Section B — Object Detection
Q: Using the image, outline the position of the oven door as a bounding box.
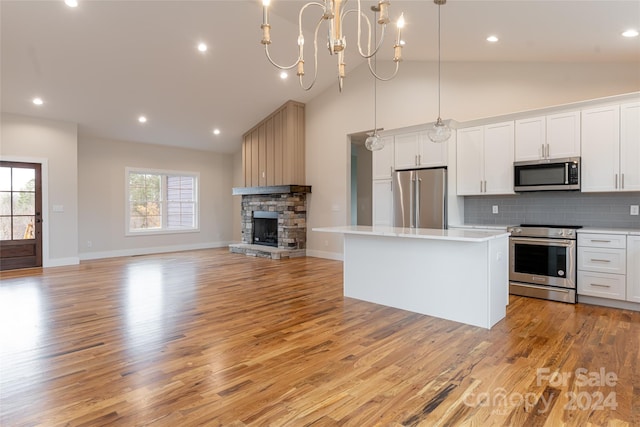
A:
[509,237,576,289]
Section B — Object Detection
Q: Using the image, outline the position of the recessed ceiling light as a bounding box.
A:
[280,71,288,80]
[622,29,639,38]
[138,116,147,124]
[32,97,44,105]
[197,42,208,52]
[64,0,78,7]
[486,35,499,43]
[213,129,221,135]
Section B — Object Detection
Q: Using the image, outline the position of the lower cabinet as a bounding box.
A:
[628,236,640,303]
[577,233,640,305]
[372,179,393,226]
[577,233,627,301]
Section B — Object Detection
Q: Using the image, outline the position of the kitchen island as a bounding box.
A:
[313,226,510,329]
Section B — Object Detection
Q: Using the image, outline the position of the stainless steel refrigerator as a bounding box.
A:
[393,168,447,229]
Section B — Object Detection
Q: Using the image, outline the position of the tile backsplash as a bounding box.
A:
[464,192,640,229]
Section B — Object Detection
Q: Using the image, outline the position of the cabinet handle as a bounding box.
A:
[590,258,611,263]
[622,173,625,189]
[590,283,611,288]
[590,239,611,243]
[546,144,550,158]
[390,166,393,176]
[615,174,618,189]
[480,180,483,192]
[418,154,422,165]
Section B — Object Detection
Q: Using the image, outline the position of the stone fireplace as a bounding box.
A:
[229,185,311,259]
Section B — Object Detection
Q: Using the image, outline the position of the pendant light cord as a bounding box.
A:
[373,22,378,134]
[437,3,441,119]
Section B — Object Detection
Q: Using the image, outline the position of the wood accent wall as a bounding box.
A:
[242,100,305,187]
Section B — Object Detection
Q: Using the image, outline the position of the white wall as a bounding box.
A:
[305,61,640,258]
[1,113,79,266]
[78,136,235,259]
[232,150,243,243]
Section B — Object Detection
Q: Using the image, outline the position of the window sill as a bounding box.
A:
[125,228,200,237]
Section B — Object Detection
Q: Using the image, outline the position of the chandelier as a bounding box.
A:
[260,0,405,92]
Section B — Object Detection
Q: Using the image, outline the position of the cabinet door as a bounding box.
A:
[620,102,640,191]
[372,137,395,180]
[627,236,640,303]
[456,126,484,195]
[581,105,620,192]
[483,121,515,195]
[515,116,545,161]
[546,111,580,159]
[418,131,448,167]
[372,179,393,226]
[394,132,419,170]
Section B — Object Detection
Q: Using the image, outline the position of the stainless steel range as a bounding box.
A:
[507,224,582,303]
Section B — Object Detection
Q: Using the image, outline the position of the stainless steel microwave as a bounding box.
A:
[514,157,580,192]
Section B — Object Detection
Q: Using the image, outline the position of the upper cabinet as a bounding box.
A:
[394,131,447,170]
[582,102,640,192]
[457,121,515,196]
[372,136,395,180]
[515,111,580,161]
[242,100,305,187]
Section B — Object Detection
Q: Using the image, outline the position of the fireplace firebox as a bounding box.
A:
[252,211,278,247]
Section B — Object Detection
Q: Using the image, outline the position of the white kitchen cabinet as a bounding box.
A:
[372,136,395,180]
[620,102,640,191]
[372,179,393,226]
[582,102,640,192]
[627,236,640,303]
[394,131,447,170]
[457,121,514,196]
[577,233,627,301]
[515,111,580,161]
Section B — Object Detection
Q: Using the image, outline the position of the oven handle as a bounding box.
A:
[510,237,574,247]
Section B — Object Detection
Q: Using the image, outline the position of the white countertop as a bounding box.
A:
[313,225,510,242]
[578,227,640,236]
[448,224,512,231]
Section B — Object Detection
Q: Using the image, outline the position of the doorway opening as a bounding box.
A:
[349,133,373,226]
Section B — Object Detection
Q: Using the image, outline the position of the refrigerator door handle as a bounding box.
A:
[415,177,421,228]
[409,175,415,228]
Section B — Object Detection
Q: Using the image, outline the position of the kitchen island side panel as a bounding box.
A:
[342,233,508,329]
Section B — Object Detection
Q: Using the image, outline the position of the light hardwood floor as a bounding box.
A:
[0,248,638,426]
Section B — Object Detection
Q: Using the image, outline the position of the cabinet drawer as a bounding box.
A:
[578,233,626,249]
[578,271,626,300]
[578,247,626,274]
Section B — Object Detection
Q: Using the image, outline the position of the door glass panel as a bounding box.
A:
[0,217,10,240]
[0,167,10,191]
[12,193,35,215]
[12,168,35,191]
[13,216,35,240]
[0,192,10,215]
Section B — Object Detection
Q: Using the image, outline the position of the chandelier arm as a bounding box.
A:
[366,58,400,81]
[298,17,324,91]
[263,1,325,71]
[342,8,387,59]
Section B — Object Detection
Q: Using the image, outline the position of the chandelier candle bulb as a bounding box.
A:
[262,0,270,25]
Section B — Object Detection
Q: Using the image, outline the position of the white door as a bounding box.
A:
[546,111,581,159]
[372,179,393,226]
[483,121,515,195]
[620,102,640,191]
[394,133,419,170]
[515,116,545,161]
[457,126,484,195]
[581,105,620,192]
[372,137,395,180]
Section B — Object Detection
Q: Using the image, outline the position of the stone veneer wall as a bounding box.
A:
[241,193,308,249]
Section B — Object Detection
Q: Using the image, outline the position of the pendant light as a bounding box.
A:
[366,9,385,151]
[427,0,452,143]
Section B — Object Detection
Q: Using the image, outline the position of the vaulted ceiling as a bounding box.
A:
[2,0,639,154]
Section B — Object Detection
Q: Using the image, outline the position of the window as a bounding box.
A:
[126,168,199,235]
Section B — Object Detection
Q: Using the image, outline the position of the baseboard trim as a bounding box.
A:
[79,241,232,261]
[44,257,80,268]
[305,249,344,261]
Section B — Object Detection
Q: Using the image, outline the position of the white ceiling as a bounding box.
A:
[2,0,639,154]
